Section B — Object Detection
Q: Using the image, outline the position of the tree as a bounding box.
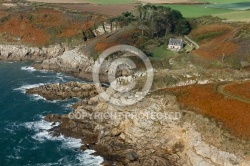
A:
[174,19,191,35]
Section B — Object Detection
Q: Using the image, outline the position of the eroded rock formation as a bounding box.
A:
[0,44,64,61]
[26,82,98,100]
[36,84,250,166]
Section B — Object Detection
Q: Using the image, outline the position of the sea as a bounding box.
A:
[0,61,103,166]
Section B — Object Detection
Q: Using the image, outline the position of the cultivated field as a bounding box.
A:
[51,3,136,16]
[199,0,250,4]
[214,10,250,22]
[163,4,233,18]
[137,0,201,4]
[25,0,250,21]
[26,0,250,4]
[26,0,134,4]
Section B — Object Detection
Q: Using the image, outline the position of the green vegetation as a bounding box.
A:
[206,2,250,10]
[199,0,250,4]
[87,0,134,4]
[152,45,175,60]
[83,0,250,22]
[214,10,250,22]
[133,5,191,36]
[162,5,233,18]
[196,31,225,42]
[87,0,250,22]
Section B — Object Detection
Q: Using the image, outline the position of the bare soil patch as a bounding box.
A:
[51,3,136,16]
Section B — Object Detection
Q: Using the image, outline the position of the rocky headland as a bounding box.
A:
[26,82,99,100]
[0,42,248,165]
[39,84,250,166]
[0,44,65,61]
[0,42,249,165]
[1,2,250,165]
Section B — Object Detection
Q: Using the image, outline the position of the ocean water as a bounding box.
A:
[0,62,103,166]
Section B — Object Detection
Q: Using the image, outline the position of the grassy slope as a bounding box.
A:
[152,45,175,60]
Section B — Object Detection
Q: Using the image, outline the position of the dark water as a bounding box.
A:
[0,62,103,166]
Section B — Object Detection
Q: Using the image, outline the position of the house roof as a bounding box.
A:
[168,38,183,46]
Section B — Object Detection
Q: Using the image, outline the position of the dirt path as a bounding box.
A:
[184,35,199,49]
[218,81,250,104]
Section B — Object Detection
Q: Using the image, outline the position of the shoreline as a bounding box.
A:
[1,44,250,165]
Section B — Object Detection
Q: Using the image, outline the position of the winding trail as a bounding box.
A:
[217,81,250,104]
[184,35,199,49]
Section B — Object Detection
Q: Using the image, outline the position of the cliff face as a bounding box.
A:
[35,49,94,72]
[0,44,65,61]
[40,84,250,166]
[1,43,249,165]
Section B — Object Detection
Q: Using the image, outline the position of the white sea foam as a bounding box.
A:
[30,94,47,101]
[24,118,104,165]
[56,73,66,82]
[14,83,45,93]
[24,119,81,148]
[24,119,59,131]
[76,150,104,166]
[14,83,59,102]
[21,66,37,72]
[30,94,59,103]
[21,66,50,73]
[39,69,50,73]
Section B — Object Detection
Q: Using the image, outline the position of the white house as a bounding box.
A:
[168,38,184,51]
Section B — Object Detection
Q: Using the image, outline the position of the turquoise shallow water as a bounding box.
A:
[0,62,103,166]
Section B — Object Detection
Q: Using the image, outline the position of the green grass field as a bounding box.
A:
[214,10,250,22]
[206,2,250,10]
[163,5,233,18]
[86,0,250,22]
[151,45,175,60]
[199,0,250,4]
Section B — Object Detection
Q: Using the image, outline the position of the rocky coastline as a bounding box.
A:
[1,44,250,165]
[29,82,250,166]
[26,82,99,100]
[0,44,65,61]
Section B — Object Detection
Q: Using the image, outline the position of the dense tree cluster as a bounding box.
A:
[113,5,191,37]
[136,5,191,37]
